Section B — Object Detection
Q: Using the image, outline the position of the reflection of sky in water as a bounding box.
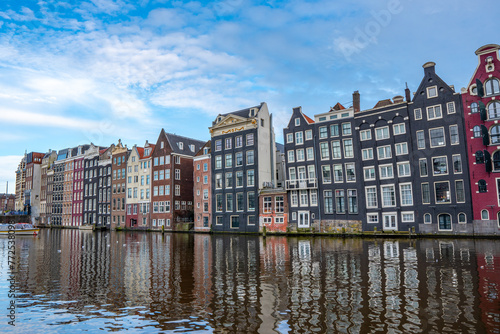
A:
[0,231,499,333]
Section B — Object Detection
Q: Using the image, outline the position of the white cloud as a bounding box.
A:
[0,109,103,130]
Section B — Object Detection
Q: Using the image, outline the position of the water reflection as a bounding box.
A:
[1,231,499,333]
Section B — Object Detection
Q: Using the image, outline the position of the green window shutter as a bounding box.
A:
[477,79,485,98]
[484,150,492,172]
[479,101,487,121]
[481,125,489,146]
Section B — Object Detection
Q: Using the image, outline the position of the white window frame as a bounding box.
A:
[399,182,413,206]
[379,164,394,179]
[432,156,448,176]
[375,126,390,140]
[360,129,372,141]
[286,133,293,143]
[429,127,446,148]
[393,123,406,135]
[381,184,396,208]
[363,166,376,181]
[427,85,438,98]
[377,145,392,160]
[367,213,378,224]
[427,104,442,120]
[365,186,378,209]
[414,108,422,120]
[362,148,373,161]
[395,142,408,156]
[447,101,456,114]
[397,162,411,177]
[401,211,415,223]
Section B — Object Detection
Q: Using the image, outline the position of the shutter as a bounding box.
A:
[477,78,485,98]
[484,150,492,172]
[479,101,487,121]
[481,125,489,146]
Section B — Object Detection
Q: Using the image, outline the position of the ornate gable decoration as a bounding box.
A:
[210,114,256,137]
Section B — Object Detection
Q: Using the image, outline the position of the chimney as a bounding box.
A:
[405,82,411,102]
[352,91,360,113]
[393,95,404,103]
[423,61,436,76]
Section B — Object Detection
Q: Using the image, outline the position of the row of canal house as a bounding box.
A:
[14,44,500,235]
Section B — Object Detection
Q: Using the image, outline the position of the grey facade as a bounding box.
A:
[83,148,100,225]
[98,147,113,228]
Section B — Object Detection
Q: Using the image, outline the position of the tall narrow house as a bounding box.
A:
[209,102,276,232]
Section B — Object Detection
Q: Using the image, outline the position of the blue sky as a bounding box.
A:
[0,0,498,192]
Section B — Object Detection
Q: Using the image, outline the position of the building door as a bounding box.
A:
[383,213,397,231]
[438,214,451,230]
[298,211,310,228]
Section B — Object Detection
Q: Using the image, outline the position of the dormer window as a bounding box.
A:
[250,109,255,117]
[190,144,195,152]
[204,148,209,155]
[427,86,437,98]
[145,149,149,155]
[178,142,184,150]
[218,116,222,123]
[295,118,300,126]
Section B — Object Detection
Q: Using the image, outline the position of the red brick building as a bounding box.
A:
[259,187,288,233]
[462,44,500,232]
[0,194,15,212]
[193,141,211,231]
[150,129,205,231]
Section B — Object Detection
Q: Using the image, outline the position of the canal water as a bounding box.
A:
[0,230,499,333]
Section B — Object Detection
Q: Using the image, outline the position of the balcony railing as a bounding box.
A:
[285,178,318,190]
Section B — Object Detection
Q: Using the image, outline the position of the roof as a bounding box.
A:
[303,113,314,124]
[164,132,206,157]
[219,104,261,119]
[373,99,393,108]
[195,141,211,157]
[332,102,345,111]
[275,142,284,153]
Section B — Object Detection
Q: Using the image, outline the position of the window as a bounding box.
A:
[225,154,232,168]
[471,102,478,113]
[435,182,451,203]
[481,209,489,220]
[286,133,293,143]
[288,150,295,163]
[225,138,232,149]
[450,125,459,145]
[335,190,345,213]
[456,180,465,203]
[235,135,243,148]
[226,194,233,211]
[216,194,223,212]
[364,166,376,181]
[367,214,378,224]
[458,213,466,224]
[432,156,448,175]
[395,142,408,155]
[319,126,328,139]
[274,196,284,213]
[330,124,339,137]
[159,156,164,165]
[360,129,371,141]
[248,192,256,211]
[296,149,305,161]
[429,128,445,147]
[447,102,456,114]
[306,147,314,161]
[289,167,296,181]
[291,191,298,207]
[235,193,243,211]
[393,123,406,135]
[375,126,389,140]
[299,190,308,206]
[322,165,332,183]
[215,156,222,169]
[225,172,233,188]
[305,130,313,140]
[244,150,254,165]
[476,151,485,164]
[296,132,304,145]
[203,163,208,171]
[414,108,422,120]
[236,171,243,187]
[308,165,315,179]
[398,162,410,177]
[203,189,208,200]
[485,78,500,96]
[247,170,255,186]
[320,142,329,159]
[175,185,180,196]
[427,86,437,98]
[491,125,500,145]
[381,185,395,207]
[342,123,352,135]
[231,216,239,229]
[488,101,500,119]
[345,163,355,182]
[324,190,333,214]
[418,158,428,176]
[473,125,481,138]
[343,139,354,158]
[297,166,307,180]
[399,183,413,206]
[348,190,357,213]
[246,133,254,145]
[478,179,487,193]
[215,174,222,189]
[424,213,431,224]
[379,164,394,179]
[362,148,373,160]
[230,152,240,167]
[427,105,442,120]
[401,212,414,223]
[377,146,391,160]
[216,216,222,225]
[165,169,170,179]
[417,130,425,149]
[495,151,500,171]
[331,141,341,159]
[452,155,462,173]
[275,217,284,224]
[333,164,343,183]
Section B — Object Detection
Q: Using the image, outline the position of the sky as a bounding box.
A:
[0,0,498,193]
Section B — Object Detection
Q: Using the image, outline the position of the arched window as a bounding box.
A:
[424,213,431,224]
[488,101,500,119]
[491,125,500,144]
[438,214,452,230]
[478,179,487,193]
[458,213,466,224]
[473,125,481,137]
[485,78,500,96]
[471,102,478,113]
[493,151,500,171]
[481,209,489,220]
[476,150,484,164]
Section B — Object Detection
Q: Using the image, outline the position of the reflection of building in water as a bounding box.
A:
[60,229,82,300]
[258,237,290,333]
[192,234,213,315]
[419,240,483,333]
[209,235,262,332]
[475,241,500,333]
[123,233,152,305]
